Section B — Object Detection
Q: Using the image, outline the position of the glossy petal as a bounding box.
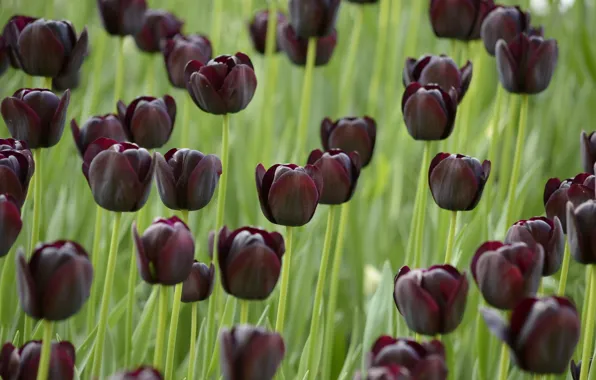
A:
[181,262,215,302]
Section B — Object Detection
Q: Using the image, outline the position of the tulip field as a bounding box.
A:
[1,0,596,378]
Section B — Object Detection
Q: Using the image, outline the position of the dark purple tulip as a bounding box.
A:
[481,296,580,374]
[249,10,286,54]
[544,173,595,233]
[278,22,337,66]
[430,0,495,40]
[0,138,34,168]
[0,343,20,380]
[134,10,183,53]
[403,55,473,102]
[0,340,76,380]
[133,216,195,285]
[17,240,93,320]
[117,95,176,149]
[0,194,22,258]
[505,217,564,276]
[181,261,214,303]
[321,116,377,167]
[580,131,596,173]
[288,0,340,38]
[481,6,530,55]
[217,226,285,300]
[354,365,412,380]
[2,16,38,69]
[220,325,285,380]
[393,265,469,336]
[496,33,558,94]
[108,366,163,379]
[306,149,361,204]
[70,115,128,156]
[97,0,148,36]
[82,138,155,212]
[255,163,323,226]
[155,148,222,211]
[428,153,491,211]
[0,149,34,208]
[402,83,458,141]
[1,88,70,149]
[471,241,543,310]
[162,34,212,88]
[528,25,544,36]
[0,36,9,76]
[567,200,596,264]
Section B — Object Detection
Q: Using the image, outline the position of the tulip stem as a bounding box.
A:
[485,85,504,232]
[154,285,169,370]
[580,265,596,380]
[181,93,191,147]
[240,300,249,324]
[366,0,391,115]
[338,5,364,115]
[211,0,224,52]
[475,300,489,380]
[165,283,183,379]
[36,320,54,380]
[275,226,293,332]
[497,335,510,380]
[114,38,125,108]
[294,37,317,161]
[305,206,337,380]
[444,211,458,264]
[187,302,198,380]
[403,0,424,57]
[414,141,432,268]
[557,240,571,295]
[497,95,519,216]
[86,206,103,333]
[581,267,592,353]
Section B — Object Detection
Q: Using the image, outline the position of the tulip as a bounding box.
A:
[220,325,285,380]
[428,153,491,211]
[306,149,361,204]
[480,6,530,55]
[249,10,286,54]
[108,366,163,379]
[1,88,71,149]
[471,241,543,310]
[544,173,595,233]
[117,95,176,149]
[82,138,155,212]
[288,0,340,38]
[134,10,183,53]
[217,226,285,300]
[162,34,212,88]
[429,0,495,40]
[0,138,34,165]
[402,83,458,141]
[2,16,38,69]
[567,200,596,264]
[496,33,558,94]
[0,341,76,380]
[0,149,34,207]
[185,53,258,115]
[255,163,323,226]
[181,261,215,302]
[403,55,473,102]
[354,365,412,380]
[321,116,377,167]
[481,296,580,374]
[0,342,19,380]
[70,114,128,156]
[0,36,8,76]
[278,22,337,66]
[0,194,22,258]
[393,265,469,335]
[97,0,148,36]
[581,131,596,173]
[133,216,195,285]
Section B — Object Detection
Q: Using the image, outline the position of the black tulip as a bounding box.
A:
[249,10,286,54]
[402,83,458,141]
[134,10,183,53]
[117,95,176,149]
[288,0,340,38]
[70,114,128,156]
[0,194,22,258]
[181,261,215,302]
[278,22,337,66]
[162,34,212,88]
[97,0,148,36]
[580,131,596,173]
[321,116,377,167]
[481,6,530,55]
[306,149,361,204]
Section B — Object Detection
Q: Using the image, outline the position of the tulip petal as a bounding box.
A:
[429,155,480,211]
[47,89,70,148]
[60,27,88,76]
[187,154,222,211]
[1,97,42,148]
[187,71,227,115]
[155,223,195,285]
[525,39,558,94]
[267,168,319,226]
[18,21,65,77]
[155,152,179,209]
[444,273,469,333]
[224,245,281,300]
[220,64,258,114]
[0,196,22,257]
[133,222,155,284]
[130,101,172,149]
[0,167,26,207]
[480,306,511,344]
[16,248,41,319]
[241,331,286,380]
[394,271,441,335]
[496,39,520,93]
[475,250,525,309]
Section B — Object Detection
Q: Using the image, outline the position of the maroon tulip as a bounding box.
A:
[162,34,212,88]
[321,116,377,167]
[393,265,469,335]
[288,0,340,38]
[0,148,34,207]
[481,6,531,55]
[117,95,176,149]
[567,200,596,264]
[134,10,183,53]
[0,36,9,76]
[0,340,76,380]
[278,22,337,66]
[580,131,596,173]
[306,149,361,204]
[70,114,128,156]
[108,366,163,379]
[97,0,148,36]
[0,342,20,380]
[430,0,495,40]
[181,261,215,303]
[249,10,286,54]
[544,173,595,233]
[2,16,38,69]
[402,83,458,141]
[0,138,34,167]
[0,194,22,258]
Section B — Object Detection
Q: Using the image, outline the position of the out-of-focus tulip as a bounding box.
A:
[249,10,286,54]
[567,200,596,264]
[481,6,530,55]
[393,265,469,336]
[181,261,214,302]
[70,114,128,156]
[1,88,70,149]
[306,149,361,204]
[428,153,491,211]
[220,325,285,380]
[0,36,9,76]
[544,173,595,233]
[134,10,183,53]
[162,34,212,88]
[0,138,34,167]
[278,22,337,66]
[402,83,458,141]
[0,342,20,380]
[430,0,495,40]
[0,340,76,380]
[255,163,323,226]
[496,33,558,94]
[0,149,34,207]
[580,131,596,173]
[354,365,412,380]
[16,241,93,320]
[108,366,163,380]
[2,16,38,69]
[97,0,148,36]
[0,194,22,258]
[82,138,155,212]
[133,216,195,285]
[321,116,376,167]
[117,95,176,149]
[481,296,580,374]
[288,0,340,38]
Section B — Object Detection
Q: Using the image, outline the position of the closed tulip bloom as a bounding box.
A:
[1,88,70,149]
[17,241,93,320]
[133,216,195,285]
[220,325,285,380]
[82,138,155,212]
[0,194,22,258]
[354,365,412,380]
[482,296,580,374]
[428,153,491,211]
[0,343,20,380]
[162,34,212,88]
[0,340,76,380]
[288,0,340,38]
[134,10,183,53]
[306,149,361,204]
[0,36,8,76]
[181,261,214,302]
[321,116,377,167]
[278,22,337,66]
[393,265,469,336]
[109,367,163,379]
[505,217,564,276]
[0,138,34,166]
[249,10,286,54]
[2,16,38,69]
[0,149,34,207]
[97,0,147,36]
[70,114,128,156]
[544,173,595,233]
[496,33,558,94]
[567,200,596,264]
[430,0,495,40]
[402,83,458,141]
[117,95,176,149]
[580,131,596,173]
[481,6,530,55]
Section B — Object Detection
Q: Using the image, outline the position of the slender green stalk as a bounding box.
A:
[580,265,596,380]
[275,226,293,332]
[124,237,137,367]
[211,0,224,52]
[497,95,520,209]
[146,54,156,95]
[86,206,103,332]
[444,211,458,264]
[366,0,390,115]
[484,85,504,223]
[557,240,571,295]
[153,285,169,370]
[114,38,125,105]
[294,37,317,161]
[338,6,364,115]
[475,300,489,380]
[29,149,42,254]
[497,336,510,380]
[91,212,122,378]
[443,335,456,379]
[181,94,191,147]
[581,267,592,353]
[0,249,14,326]
[240,300,249,324]
[165,283,183,379]
[187,302,198,380]
[415,142,432,268]
[36,320,54,380]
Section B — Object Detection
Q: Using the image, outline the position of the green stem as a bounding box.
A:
[114,38,125,107]
[260,0,280,163]
[181,94,191,147]
[187,302,198,380]
[475,301,489,380]
[497,338,510,380]
[211,0,224,52]
[146,54,156,95]
[86,206,103,333]
[0,249,14,327]
[366,0,390,115]
[415,142,432,268]
[580,266,596,380]
[153,285,169,370]
[294,37,317,161]
[275,226,293,332]
[91,212,122,378]
[497,95,519,209]
[581,267,592,353]
[403,0,424,57]
[444,211,458,264]
[484,85,504,225]
[557,240,571,295]
[240,300,249,324]
[165,283,183,379]
[338,6,364,115]
[456,44,473,149]
[35,320,54,380]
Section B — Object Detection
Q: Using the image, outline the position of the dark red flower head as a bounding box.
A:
[543,173,595,233]
[117,95,176,149]
[288,0,340,38]
[278,22,337,66]
[0,194,22,258]
[321,116,376,167]
[181,261,215,303]
[0,148,34,208]
[580,130,596,173]
[402,83,458,141]
[567,200,596,265]
[430,0,496,40]
[306,149,361,204]
[2,16,38,69]
[162,34,212,88]
[249,10,286,54]
[70,114,128,156]
[481,6,531,55]
[134,10,183,53]
[0,36,9,76]
[0,340,76,380]
[97,0,148,36]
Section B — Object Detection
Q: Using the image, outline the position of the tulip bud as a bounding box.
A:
[0,343,20,380]
[402,83,458,141]
[117,95,176,149]
[288,0,340,38]
[97,0,148,36]
[567,200,596,264]
[581,131,596,173]
[255,163,323,226]
[354,365,412,380]
[428,153,491,211]
[480,6,530,55]
[321,116,377,167]
[430,0,495,40]
[0,148,34,207]
[393,265,469,335]
[133,216,195,285]
[249,10,286,54]
[306,149,361,204]
[217,226,285,300]
[471,241,543,310]
[2,340,77,380]
[220,325,285,380]
[496,33,558,94]
[70,115,128,156]
[481,296,580,374]
[108,366,163,379]
[278,22,337,66]
[162,34,212,88]
[2,16,38,69]
[17,241,93,320]
[543,173,595,233]
[134,10,183,53]
[0,138,34,169]
[181,261,215,302]
[0,36,9,76]
[1,88,70,149]
[0,194,22,258]
[82,138,155,212]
